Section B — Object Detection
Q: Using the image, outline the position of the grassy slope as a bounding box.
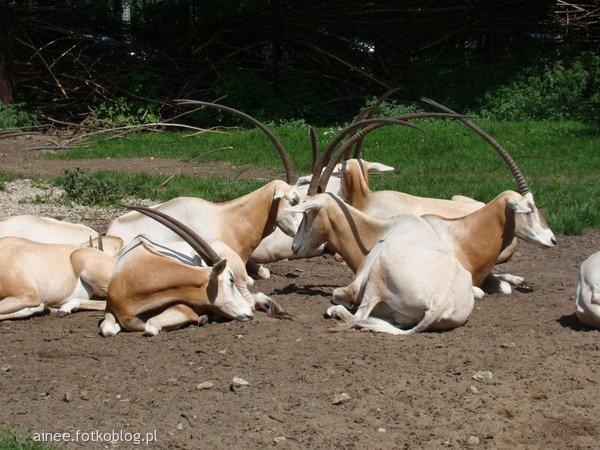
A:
[53,120,600,234]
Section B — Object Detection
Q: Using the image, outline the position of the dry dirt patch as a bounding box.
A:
[0,133,599,449]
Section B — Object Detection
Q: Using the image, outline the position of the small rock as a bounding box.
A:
[467,386,479,394]
[467,435,480,446]
[332,392,351,405]
[472,371,493,381]
[231,376,250,393]
[176,422,183,431]
[63,392,72,402]
[167,377,179,386]
[274,436,286,443]
[1,364,11,372]
[80,390,89,400]
[196,381,214,390]
[218,349,228,355]
[377,428,386,433]
[500,342,516,349]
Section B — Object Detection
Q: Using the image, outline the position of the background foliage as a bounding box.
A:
[2,1,598,125]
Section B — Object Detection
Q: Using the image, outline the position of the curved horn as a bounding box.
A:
[308,126,318,173]
[421,98,531,195]
[307,113,465,196]
[124,205,222,265]
[350,87,402,159]
[174,99,297,184]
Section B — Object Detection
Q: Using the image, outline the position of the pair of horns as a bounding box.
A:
[124,206,222,266]
[88,233,104,251]
[175,96,530,197]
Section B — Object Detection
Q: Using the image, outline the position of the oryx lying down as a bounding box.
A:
[0,237,116,320]
[0,214,124,256]
[101,208,288,337]
[575,251,600,328]
[327,214,474,334]
[250,160,395,267]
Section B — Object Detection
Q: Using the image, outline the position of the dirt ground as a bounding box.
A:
[0,134,599,449]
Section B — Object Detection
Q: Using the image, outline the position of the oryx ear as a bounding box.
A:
[509,199,533,214]
[285,201,321,215]
[210,259,227,279]
[367,162,395,173]
[273,188,285,199]
[331,162,344,175]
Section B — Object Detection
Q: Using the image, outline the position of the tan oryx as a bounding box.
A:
[575,251,600,328]
[0,237,116,320]
[100,208,259,336]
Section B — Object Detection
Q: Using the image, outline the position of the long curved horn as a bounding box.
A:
[421,98,531,195]
[124,205,222,265]
[174,99,297,184]
[307,113,466,196]
[308,126,318,173]
[349,87,402,159]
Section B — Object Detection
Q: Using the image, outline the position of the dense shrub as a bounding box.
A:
[479,52,599,122]
[0,103,39,129]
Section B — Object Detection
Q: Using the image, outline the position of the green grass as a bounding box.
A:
[50,119,600,234]
[0,172,21,189]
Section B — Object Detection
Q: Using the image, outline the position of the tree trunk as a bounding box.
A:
[0,2,16,104]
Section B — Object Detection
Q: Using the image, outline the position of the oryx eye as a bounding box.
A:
[290,197,299,206]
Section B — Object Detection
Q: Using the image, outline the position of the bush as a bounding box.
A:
[0,103,39,129]
[56,168,125,206]
[479,52,600,122]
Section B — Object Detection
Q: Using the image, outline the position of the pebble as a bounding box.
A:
[230,376,249,393]
[167,377,179,386]
[80,390,90,400]
[332,392,351,405]
[378,428,386,433]
[274,436,286,443]
[467,435,480,446]
[63,392,72,402]
[1,364,11,372]
[176,422,183,431]
[500,342,516,349]
[472,371,493,381]
[467,385,479,394]
[196,381,214,390]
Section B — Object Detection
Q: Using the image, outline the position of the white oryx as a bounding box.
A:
[0,237,116,320]
[0,214,124,256]
[575,251,600,328]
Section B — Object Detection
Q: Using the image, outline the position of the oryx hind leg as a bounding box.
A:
[0,303,47,321]
[143,304,202,336]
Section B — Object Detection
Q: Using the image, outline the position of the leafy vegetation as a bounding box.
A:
[480,52,600,122]
[0,429,56,449]
[0,103,39,130]
[51,118,600,234]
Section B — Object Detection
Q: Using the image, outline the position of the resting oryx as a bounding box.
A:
[291,200,474,334]
[250,160,395,266]
[0,237,116,320]
[0,214,124,256]
[106,102,307,276]
[100,208,261,336]
[575,251,600,328]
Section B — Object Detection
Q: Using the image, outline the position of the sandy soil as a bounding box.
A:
[0,134,599,449]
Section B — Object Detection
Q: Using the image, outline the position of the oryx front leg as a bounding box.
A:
[57,299,107,317]
[143,305,201,337]
[100,312,121,337]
